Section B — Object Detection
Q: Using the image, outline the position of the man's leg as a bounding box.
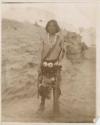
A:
[39,96,45,111]
[38,85,46,111]
[53,87,61,113]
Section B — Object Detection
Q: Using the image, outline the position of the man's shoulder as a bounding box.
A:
[40,32,48,43]
[56,31,65,41]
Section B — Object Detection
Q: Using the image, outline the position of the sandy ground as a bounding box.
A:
[2,58,96,122]
[2,19,96,123]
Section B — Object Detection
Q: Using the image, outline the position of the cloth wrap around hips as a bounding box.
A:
[38,61,62,99]
[38,33,64,99]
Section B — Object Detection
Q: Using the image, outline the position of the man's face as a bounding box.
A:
[47,22,57,35]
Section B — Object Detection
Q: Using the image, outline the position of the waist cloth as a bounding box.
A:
[38,60,62,99]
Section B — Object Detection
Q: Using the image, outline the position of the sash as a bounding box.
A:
[42,38,62,62]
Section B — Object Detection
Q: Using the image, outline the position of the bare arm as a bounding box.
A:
[58,36,65,62]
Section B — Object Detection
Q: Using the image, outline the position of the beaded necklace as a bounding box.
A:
[47,33,57,48]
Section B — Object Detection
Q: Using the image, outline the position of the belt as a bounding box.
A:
[42,61,61,68]
[41,61,62,77]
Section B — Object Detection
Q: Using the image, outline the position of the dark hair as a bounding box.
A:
[45,20,60,33]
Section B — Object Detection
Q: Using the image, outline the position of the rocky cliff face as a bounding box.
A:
[2,19,46,99]
[2,18,96,100]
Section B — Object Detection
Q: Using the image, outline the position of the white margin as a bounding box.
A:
[0,0,99,125]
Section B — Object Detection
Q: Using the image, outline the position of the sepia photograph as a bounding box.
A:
[1,1,96,123]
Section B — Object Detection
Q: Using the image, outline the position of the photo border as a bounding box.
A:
[0,0,99,125]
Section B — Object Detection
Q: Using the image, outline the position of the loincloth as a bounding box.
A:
[38,61,62,99]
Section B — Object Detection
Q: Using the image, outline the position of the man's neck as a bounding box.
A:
[49,33,56,37]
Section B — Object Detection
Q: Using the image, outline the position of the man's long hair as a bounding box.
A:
[45,20,60,33]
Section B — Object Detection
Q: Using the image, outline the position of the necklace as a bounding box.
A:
[47,33,57,48]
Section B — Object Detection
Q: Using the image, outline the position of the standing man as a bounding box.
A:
[38,20,65,112]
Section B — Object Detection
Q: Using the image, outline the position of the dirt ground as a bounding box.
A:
[2,57,96,123]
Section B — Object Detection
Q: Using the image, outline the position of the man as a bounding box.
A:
[38,20,65,111]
